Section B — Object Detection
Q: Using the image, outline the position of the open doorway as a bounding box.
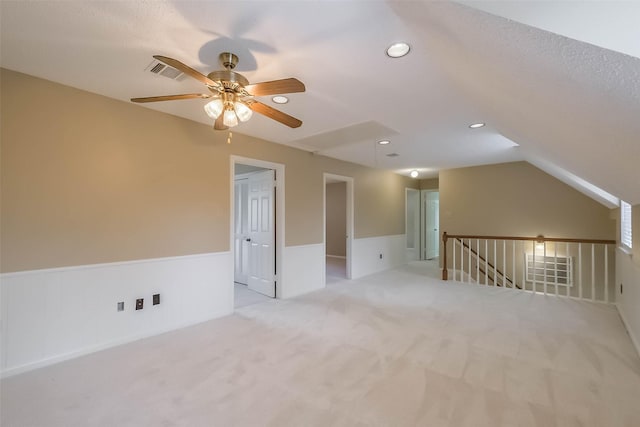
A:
[231,157,284,309]
[324,174,353,284]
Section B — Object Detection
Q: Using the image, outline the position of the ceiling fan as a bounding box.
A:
[131,52,305,130]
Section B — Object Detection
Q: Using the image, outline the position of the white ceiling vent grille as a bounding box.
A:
[145,60,184,80]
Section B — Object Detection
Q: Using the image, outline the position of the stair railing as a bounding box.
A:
[442,232,616,303]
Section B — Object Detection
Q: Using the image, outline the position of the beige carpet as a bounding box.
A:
[2,261,640,426]
[234,282,273,309]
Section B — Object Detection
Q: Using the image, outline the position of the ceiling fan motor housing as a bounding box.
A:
[219,52,239,70]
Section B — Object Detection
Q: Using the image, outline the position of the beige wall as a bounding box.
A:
[419,178,439,190]
[440,162,615,240]
[1,69,417,272]
[325,182,346,257]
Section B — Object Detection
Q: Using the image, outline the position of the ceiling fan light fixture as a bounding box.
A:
[223,108,239,127]
[234,101,253,122]
[272,96,289,104]
[204,98,224,119]
[386,42,410,58]
[410,170,419,178]
[132,53,305,129]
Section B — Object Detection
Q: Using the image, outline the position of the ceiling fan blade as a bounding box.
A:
[249,101,302,128]
[153,55,220,88]
[131,93,211,103]
[244,78,305,96]
[214,114,228,130]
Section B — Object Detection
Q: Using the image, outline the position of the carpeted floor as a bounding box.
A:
[234,282,273,308]
[2,260,640,426]
[326,256,347,285]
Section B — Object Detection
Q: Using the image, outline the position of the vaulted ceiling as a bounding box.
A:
[1,1,639,205]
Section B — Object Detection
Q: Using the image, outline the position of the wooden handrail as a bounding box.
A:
[442,232,616,280]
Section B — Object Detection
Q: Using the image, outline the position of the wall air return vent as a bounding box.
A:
[386,153,399,157]
[525,254,573,286]
[145,60,184,80]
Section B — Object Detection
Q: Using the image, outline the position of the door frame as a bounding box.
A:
[323,173,354,282]
[230,156,285,304]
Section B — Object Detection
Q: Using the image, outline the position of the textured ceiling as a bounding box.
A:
[1,1,638,204]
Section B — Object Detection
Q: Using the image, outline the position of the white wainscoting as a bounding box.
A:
[280,243,325,299]
[351,234,407,279]
[1,252,233,378]
[616,248,640,357]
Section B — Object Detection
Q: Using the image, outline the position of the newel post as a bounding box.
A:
[442,232,448,281]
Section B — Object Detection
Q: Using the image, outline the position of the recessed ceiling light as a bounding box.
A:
[378,140,391,145]
[469,122,485,129]
[272,95,289,104]
[410,170,419,178]
[386,42,410,58]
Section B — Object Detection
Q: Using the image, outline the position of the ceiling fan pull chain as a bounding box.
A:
[227,131,233,144]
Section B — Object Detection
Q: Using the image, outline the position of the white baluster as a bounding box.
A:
[453,238,457,281]
[503,240,506,288]
[579,243,583,299]
[591,243,595,301]
[493,240,497,287]
[468,239,472,284]
[553,242,558,296]
[512,240,516,290]
[566,242,570,297]
[485,240,488,285]
[543,241,547,295]
[522,241,526,291]
[532,240,536,294]
[476,239,480,284]
[605,244,609,303]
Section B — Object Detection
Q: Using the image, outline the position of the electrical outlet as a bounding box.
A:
[117,301,124,312]
[136,298,144,310]
[153,294,160,305]
[379,253,383,259]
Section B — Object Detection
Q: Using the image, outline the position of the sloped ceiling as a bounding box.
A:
[391,1,640,205]
[1,1,638,205]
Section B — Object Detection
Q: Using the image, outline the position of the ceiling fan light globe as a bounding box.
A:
[204,98,224,119]
[234,101,253,122]
[223,109,239,127]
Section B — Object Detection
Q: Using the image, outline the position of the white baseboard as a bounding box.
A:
[1,252,233,378]
[326,254,346,259]
[351,234,407,279]
[617,303,640,359]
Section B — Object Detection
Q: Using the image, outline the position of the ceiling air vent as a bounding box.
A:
[145,59,184,80]
[386,153,399,157]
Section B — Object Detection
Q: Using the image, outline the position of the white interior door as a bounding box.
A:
[425,191,440,259]
[234,179,250,285]
[247,170,276,297]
